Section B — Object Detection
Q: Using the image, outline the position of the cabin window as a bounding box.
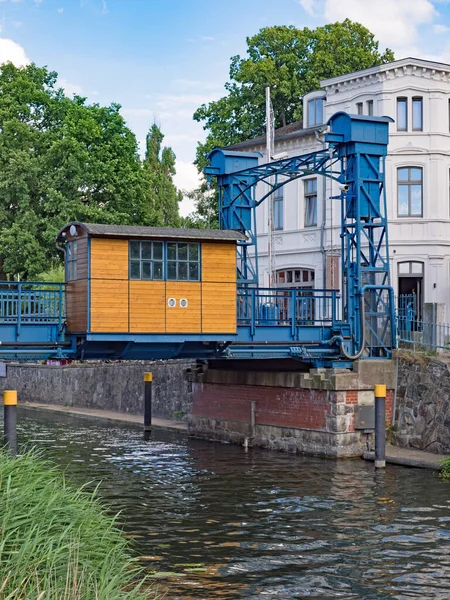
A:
[129,241,164,280]
[67,241,77,281]
[167,242,200,281]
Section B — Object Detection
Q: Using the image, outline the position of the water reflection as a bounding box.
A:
[12,408,450,599]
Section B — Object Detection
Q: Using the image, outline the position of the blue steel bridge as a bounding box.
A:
[0,112,396,367]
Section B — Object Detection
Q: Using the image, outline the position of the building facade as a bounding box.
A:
[230,57,450,321]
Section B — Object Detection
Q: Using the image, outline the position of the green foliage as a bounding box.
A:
[34,263,65,283]
[181,184,218,230]
[440,456,450,480]
[194,19,394,169]
[0,449,157,599]
[0,63,181,280]
[143,124,181,227]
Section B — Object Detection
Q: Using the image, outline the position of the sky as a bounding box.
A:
[1,0,450,215]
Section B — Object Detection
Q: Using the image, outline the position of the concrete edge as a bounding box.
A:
[18,403,188,434]
[363,451,443,471]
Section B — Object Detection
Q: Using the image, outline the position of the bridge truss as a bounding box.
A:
[205,112,396,364]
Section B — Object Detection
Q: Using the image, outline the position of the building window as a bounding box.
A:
[412,97,423,131]
[67,241,77,281]
[367,100,374,116]
[304,179,317,227]
[397,167,423,217]
[307,97,324,127]
[397,98,407,131]
[129,241,164,280]
[276,268,315,288]
[167,242,200,281]
[273,186,284,230]
[356,102,363,115]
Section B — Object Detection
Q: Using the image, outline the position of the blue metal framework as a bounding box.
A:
[0,112,396,365]
[206,112,396,361]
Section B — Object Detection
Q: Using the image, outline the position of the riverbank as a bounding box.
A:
[363,443,446,471]
[20,401,188,432]
[20,401,447,471]
[0,449,156,599]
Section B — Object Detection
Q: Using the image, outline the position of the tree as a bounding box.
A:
[194,20,394,169]
[0,62,181,279]
[181,184,218,230]
[142,123,181,228]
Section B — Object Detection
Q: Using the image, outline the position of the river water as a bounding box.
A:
[13,408,450,599]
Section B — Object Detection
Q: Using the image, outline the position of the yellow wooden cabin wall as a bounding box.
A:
[201,243,237,333]
[86,237,237,334]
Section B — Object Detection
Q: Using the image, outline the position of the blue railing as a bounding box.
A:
[0,282,65,327]
[237,287,340,330]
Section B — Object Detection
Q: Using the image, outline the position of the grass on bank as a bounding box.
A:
[0,449,156,600]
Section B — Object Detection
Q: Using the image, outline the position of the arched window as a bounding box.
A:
[276,268,314,289]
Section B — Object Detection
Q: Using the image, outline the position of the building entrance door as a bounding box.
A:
[398,261,424,321]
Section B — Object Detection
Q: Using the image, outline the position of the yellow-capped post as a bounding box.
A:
[3,390,17,456]
[374,384,387,469]
[144,372,152,434]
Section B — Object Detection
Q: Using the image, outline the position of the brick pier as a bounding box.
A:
[188,360,395,458]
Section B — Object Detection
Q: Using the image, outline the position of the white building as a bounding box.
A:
[230,57,450,321]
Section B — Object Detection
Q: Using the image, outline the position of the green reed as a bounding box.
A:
[0,449,157,600]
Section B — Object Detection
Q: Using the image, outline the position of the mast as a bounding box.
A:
[266,87,275,287]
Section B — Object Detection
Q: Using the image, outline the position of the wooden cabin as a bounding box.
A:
[56,222,244,338]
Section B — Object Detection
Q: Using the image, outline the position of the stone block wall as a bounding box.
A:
[393,351,450,454]
[0,360,195,421]
[189,360,395,458]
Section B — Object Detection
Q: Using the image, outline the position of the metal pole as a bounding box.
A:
[4,390,17,456]
[374,384,386,468]
[144,372,152,434]
[250,400,256,437]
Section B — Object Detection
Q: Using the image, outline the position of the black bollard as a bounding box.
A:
[4,390,17,456]
[144,372,152,434]
[374,384,386,469]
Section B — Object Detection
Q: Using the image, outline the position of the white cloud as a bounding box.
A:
[173,160,202,216]
[324,0,436,48]
[57,7,64,13]
[433,23,450,33]
[301,0,437,52]
[59,78,83,96]
[147,92,221,110]
[0,37,29,66]
[200,36,214,41]
[171,78,223,91]
[298,0,316,15]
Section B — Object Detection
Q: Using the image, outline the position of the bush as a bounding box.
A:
[0,450,156,599]
[440,456,450,480]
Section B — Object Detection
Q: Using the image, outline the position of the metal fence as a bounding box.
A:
[396,294,450,352]
[0,282,65,325]
[237,287,340,328]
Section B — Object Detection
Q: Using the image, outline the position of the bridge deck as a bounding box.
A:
[0,282,348,363]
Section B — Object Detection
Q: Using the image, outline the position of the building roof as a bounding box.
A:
[56,222,246,242]
[320,56,450,87]
[228,121,321,151]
